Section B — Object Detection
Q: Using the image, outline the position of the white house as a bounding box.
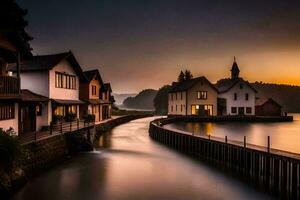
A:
[216,60,257,115]
[168,76,218,116]
[9,51,85,128]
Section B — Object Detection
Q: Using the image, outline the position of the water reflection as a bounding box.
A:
[13,117,273,200]
[164,114,300,153]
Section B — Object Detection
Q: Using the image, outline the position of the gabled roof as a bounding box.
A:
[169,76,218,93]
[8,51,84,78]
[103,83,112,92]
[215,78,257,93]
[21,89,48,102]
[83,69,104,86]
[255,98,282,107]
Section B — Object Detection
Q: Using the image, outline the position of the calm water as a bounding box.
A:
[164,114,300,154]
[13,117,273,200]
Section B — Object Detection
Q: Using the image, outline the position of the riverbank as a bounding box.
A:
[0,114,152,199]
[167,115,293,123]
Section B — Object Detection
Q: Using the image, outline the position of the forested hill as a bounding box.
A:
[252,82,300,112]
[122,89,158,110]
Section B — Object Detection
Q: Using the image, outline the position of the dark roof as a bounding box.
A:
[52,99,85,105]
[8,51,84,78]
[231,61,240,73]
[169,76,218,93]
[21,89,48,102]
[255,98,282,107]
[83,69,104,85]
[215,78,257,93]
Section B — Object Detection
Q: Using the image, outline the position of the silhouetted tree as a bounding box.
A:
[154,85,172,115]
[178,71,185,82]
[123,89,157,110]
[184,70,193,80]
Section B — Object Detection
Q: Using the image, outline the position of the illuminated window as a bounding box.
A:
[197,91,207,99]
[36,104,42,116]
[54,106,65,116]
[92,85,97,95]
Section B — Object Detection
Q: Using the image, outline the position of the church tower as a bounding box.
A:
[231,56,240,80]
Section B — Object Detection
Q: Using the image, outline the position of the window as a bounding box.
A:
[54,106,65,116]
[234,93,237,100]
[231,107,237,114]
[68,105,77,114]
[191,104,213,116]
[170,93,173,101]
[36,104,42,116]
[197,91,207,99]
[245,93,249,101]
[0,104,15,120]
[92,85,97,95]
[246,107,252,114]
[55,72,76,89]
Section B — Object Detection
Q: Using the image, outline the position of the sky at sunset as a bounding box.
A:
[17,0,300,93]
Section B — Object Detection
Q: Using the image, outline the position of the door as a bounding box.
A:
[20,104,36,134]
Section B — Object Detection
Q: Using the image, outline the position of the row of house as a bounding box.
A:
[168,59,282,116]
[0,33,113,135]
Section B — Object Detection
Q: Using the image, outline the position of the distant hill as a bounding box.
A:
[112,93,137,105]
[122,89,157,110]
[252,82,300,112]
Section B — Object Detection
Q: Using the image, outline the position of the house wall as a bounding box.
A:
[218,82,255,115]
[168,91,187,115]
[36,102,49,130]
[0,103,18,134]
[187,81,218,116]
[89,78,101,99]
[19,71,49,97]
[49,59,80,100]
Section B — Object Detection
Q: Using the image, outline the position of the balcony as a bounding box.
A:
[0,76,20,98]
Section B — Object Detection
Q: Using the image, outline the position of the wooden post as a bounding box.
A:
[60,121,63,133]
[244,136,246,148]
[225,136,227,143]
[50,123,52,135]
[267,136,270,153]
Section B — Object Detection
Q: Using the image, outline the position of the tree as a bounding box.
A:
[178,71,185,82]
[184,70,193,80]
[154,85,172,115]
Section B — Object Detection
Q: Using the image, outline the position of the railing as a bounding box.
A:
[0,76,19,97]
[150,119,300,199]
[18,119,95,145]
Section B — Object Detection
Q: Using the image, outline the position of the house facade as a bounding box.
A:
[168,77,218,116]
[216,60,257,116]
[101,83,113,120]
[9,51,85,126]
[80,70,104,122]
[255,98,282,116]
[0,28,31,134]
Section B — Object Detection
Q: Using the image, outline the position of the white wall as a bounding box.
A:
[20,71,49,97]
[49,59,80,100]
[36,102,49,130]
[0,103,19,135]
[218,81,255,115]
[168,91,187,115]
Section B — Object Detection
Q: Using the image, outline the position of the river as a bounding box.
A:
[164,114,300,154]
[13,117,273,200]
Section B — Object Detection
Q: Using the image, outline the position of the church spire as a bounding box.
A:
[231,56,240,79]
